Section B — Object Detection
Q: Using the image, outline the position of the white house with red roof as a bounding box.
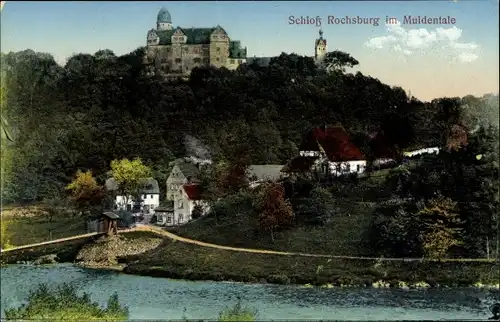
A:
[283,125,368,176]
[170,183,210,226]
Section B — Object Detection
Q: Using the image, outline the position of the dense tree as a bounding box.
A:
[0,47,497,232]
[418,197,464,259]
[256,182,293,242]
[109,158,151,206]
[321,50,359,74]
[65,170,105,215]
[294,186,334,225]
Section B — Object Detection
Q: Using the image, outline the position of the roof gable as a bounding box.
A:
[211,25,227,36]
[316,39,326,46]
[178,162,199,179]
[299,126,365,161]
[167,165,186,181]
[173,28,185,36]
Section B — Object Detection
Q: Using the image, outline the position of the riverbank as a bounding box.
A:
[121,237,500,289]
[0,235,99,265]
[3,231,500,289]
[2,264,491,321]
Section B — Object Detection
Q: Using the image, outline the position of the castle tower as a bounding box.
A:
[315,29,327,62]
[157,7,173,31]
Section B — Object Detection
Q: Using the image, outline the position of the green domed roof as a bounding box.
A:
[157,7,172,24]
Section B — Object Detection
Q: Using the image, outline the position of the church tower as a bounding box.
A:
[157,7,173,31]
[315,29,327,62]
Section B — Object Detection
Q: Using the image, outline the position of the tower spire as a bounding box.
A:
[319,28,323,39]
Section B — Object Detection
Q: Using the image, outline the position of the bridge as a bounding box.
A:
[1,225,497,263]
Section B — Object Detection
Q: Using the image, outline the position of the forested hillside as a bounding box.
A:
[1,48,498,204]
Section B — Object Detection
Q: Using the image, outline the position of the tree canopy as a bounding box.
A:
[0,48,497,207]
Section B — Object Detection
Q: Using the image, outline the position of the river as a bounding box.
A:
[0,264,495,320]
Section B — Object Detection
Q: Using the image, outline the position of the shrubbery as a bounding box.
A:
[4,283,257,321]
[4,283,129,320]
[218,298,258,322]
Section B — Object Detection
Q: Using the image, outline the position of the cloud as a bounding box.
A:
[365,21,480,63]
[458,52,479,63]
[394,44,412,56]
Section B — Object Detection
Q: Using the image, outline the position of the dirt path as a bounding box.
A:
[0,232,104,253]
[1,225,496,263]
[132,225,496,263]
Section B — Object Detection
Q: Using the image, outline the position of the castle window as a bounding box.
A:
[175,58,181,63]
[230,59,235,64]
[216,58,219,61]
[193,58,201,63]
[217,47,220,52]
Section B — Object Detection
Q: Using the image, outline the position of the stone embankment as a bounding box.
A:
[76,234,163,268]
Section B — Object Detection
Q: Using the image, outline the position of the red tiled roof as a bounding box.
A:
[299,126,365,161]
[182,184,202,200]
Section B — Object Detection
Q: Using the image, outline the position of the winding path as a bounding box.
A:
[132,225,497,263]
[1,225,497,264]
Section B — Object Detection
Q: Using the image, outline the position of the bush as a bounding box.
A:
[209,190,255,220]
[4,283,129,320]
[191,204,203,219]
[294,186,335,225]
[218,298,257,322]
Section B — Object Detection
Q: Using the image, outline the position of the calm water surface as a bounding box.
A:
[0,264,495,320]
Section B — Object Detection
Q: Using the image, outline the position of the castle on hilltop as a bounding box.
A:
[143,7,248,76]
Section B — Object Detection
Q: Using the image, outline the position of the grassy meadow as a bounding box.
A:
[1,206,87,247]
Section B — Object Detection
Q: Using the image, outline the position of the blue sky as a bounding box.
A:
[1,1,498,101]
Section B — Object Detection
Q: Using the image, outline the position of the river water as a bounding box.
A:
[0,264,495,320]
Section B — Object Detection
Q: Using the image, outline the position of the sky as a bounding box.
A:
[1,1,498,101]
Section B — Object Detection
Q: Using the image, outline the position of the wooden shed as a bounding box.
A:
[101,212,120,235]
[88,212,120,235]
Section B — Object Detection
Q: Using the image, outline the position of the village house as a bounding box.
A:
[247,164,286,188]
[166,157,211,201]
[282,125,368,177]
[163,157,211,226]
[154,203,175,226]
[172,183,210,225]
[105,177,160,214]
